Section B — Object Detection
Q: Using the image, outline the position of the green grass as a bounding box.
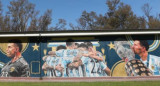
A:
[0,81,160,86]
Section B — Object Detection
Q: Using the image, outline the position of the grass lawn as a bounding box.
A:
[0,81,160,86]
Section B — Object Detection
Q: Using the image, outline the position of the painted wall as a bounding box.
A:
[0,35,159,77]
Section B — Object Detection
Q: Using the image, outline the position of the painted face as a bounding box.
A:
[71,42,76,49]
[6,43,18,58]
[88,47,92,52]
[74,45,78,49]
[78,47,87,51]
[131,40,145,55]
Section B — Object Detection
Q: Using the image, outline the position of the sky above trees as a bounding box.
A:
[0,0,160,31]
[1,0,160,28]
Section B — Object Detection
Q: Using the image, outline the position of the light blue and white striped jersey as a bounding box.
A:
[67,65,84,77]
[88,58,107,77]
[81,51,108,77]
[141,54,160,75]
[67,49,84,77]
[45,56,63,77]
[96,52,108,77]
[98,61,107,76]
[45,56,56,77]
[55,49,79,77]
[81,56,94,77]
[53,57,63,77]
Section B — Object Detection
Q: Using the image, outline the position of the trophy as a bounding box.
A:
[114,39,153,76]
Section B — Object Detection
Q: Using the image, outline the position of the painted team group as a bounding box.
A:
[0,38,160,77]
[42,39,111,77]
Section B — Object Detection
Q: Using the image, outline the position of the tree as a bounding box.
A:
[72,11,101,30]
[106,0,142,29]
[50,19,67,31]
[148,16,160,29]
[106,0,120,17]
[0,0,59,32]
[142,3,160,29]
[27,11,39,31]
[0,0,3,31]
[1,0,160,31]
[137,17,146,29]
[74,0,142,30]
[1,14,11,31]
[142,3,152,19]
[38,10,52,31]
[7,0,36,32]
[78,11,97,30]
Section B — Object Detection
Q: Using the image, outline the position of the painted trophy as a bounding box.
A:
[114,39,153,76]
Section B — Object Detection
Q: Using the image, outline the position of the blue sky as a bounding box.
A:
[1,0,160,28]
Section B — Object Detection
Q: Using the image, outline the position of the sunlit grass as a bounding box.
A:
[0,81,160,86]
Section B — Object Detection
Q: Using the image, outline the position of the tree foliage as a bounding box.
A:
[142,3,160,29]
[71,0,160,30]
[0,0,3,31]
[0,0,54,32]
[38,10,52,31]
[71,0,150,30]
[0,0,160,32]
[7,0,35,31]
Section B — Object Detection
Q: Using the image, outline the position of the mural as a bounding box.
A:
[0,35,160,77]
